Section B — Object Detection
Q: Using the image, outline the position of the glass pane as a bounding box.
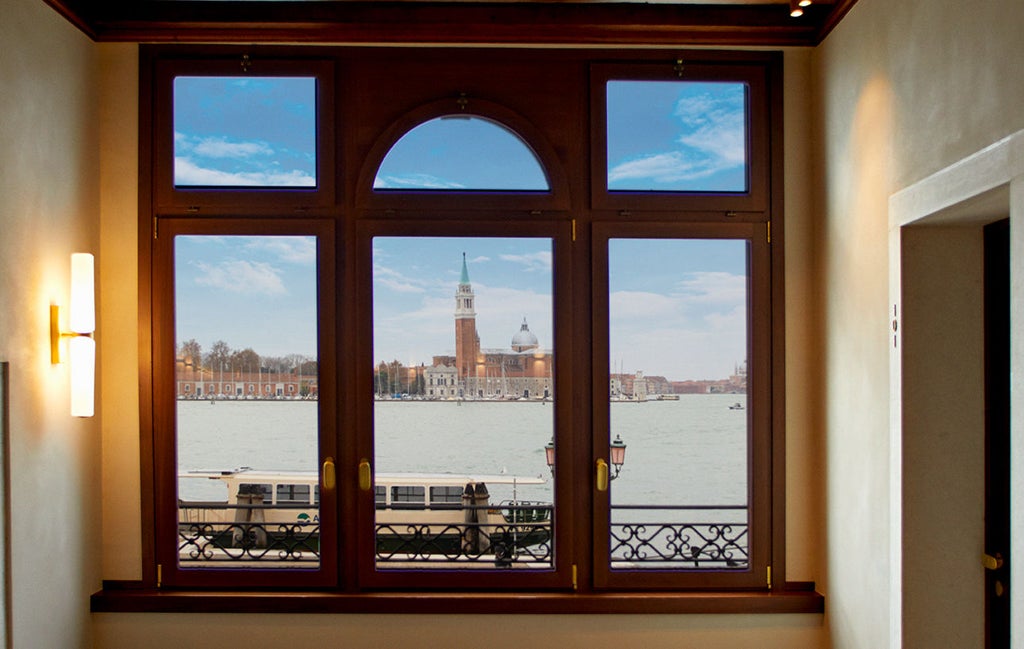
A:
[372,237,554,570]
[374,116,549,191]
[174,77,316,187]
[607,238,749,570]
[175,235,321,569]
[606,81,748,193]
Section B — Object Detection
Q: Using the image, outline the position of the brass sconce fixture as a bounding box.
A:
[50,253,95,417]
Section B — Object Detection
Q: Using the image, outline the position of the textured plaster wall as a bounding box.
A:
[0,0,102,646]
[813,0,1024,648]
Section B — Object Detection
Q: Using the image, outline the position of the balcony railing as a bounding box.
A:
[177,503,748,570]
[610,505,749,569]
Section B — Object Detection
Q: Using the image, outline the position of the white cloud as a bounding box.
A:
[175,157,315,187]
[674,92,746,166]
[193,137,274,159]
[673,271,747,307]
[608,151,717,184]
[245,237,317,266]
[373,264,430,294]
[194,260,286,295]
[373,173,466,190]
[608,88,746,187]
[610,291,681,320]
[609,272,747,379]
[499,251,552,273]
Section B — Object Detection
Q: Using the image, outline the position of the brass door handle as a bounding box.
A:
[322,457,336,491]
[358,458,372,491]
[983,552,1004,570]
[596,458,609,492]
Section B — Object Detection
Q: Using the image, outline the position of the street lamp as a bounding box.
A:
[545,438,555,474]
[544,435,627,480]
[609,434,627,481]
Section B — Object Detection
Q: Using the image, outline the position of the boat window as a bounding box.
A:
[374,486,386,510]
[390,486,426,509]
[238,483,274,502]
[430,485,464,508]
[277,483,311,504]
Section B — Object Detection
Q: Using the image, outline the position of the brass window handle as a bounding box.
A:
[358,459,372,491]
[982,552,1004,570]
[322,457,336,491]
[596,458,609,492]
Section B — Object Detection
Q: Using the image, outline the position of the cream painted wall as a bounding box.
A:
[0,0,102,647]
[814,0,1024,648]
[98,42,141,582]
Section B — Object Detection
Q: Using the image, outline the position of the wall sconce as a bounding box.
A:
[50,253,95,417]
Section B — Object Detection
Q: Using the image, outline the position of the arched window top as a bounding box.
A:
[373,115,550,192]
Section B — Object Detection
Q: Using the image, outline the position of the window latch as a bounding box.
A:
[596,458,610,492]
[322,457,336,491]
[358,458,372,491]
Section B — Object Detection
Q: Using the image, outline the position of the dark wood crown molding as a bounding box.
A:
[42,0,856,47]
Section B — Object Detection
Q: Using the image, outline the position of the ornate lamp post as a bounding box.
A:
[545,435,627,479]
[609,434,627,480]
[545,438,556,474]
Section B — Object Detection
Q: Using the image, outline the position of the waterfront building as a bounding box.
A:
[431,255,553,399]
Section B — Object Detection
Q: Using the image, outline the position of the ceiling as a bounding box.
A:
[44,0,857,46]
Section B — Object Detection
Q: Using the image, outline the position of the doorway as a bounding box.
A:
[983,218,1010,649]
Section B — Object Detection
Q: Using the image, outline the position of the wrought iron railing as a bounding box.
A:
[178,503,748,570]
[179,501,320,564]
[611,505,749,569]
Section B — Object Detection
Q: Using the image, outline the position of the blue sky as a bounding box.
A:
[175,235,319,359]
[172,77,748,379]
[373,237,554,369]
[174,76,316,186]
[374,117,549,190]
[607,80,747,192]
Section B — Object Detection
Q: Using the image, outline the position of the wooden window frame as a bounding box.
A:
[590,58,772,217]
[151,217,339,589]
[100,45,817,614]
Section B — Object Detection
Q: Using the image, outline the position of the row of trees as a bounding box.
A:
[374,360,426,396]
[177,339,318,376]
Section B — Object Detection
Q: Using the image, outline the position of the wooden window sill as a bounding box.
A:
[91,583,823,615]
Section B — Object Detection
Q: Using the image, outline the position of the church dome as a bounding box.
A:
[511,318,539,351]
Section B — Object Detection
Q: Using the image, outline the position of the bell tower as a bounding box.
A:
[454,253,479,379]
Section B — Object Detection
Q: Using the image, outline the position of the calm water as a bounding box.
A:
[177,394,748,511]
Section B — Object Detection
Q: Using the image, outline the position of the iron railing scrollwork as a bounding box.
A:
[177,503,749,569]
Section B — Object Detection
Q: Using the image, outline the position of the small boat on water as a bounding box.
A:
[728,402,744,410]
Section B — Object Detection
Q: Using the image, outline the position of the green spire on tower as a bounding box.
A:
[460,252,470,285]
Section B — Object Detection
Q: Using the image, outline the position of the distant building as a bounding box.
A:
[430,254,553,399]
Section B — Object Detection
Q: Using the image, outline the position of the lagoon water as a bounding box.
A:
[177,394,748,516]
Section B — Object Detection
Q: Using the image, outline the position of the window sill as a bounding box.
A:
[91,583,823,615]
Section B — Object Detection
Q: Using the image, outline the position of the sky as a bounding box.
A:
[174,76,317,186]
[172,76,749,379]
[606,80,748,192]
[175,235,319,359]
